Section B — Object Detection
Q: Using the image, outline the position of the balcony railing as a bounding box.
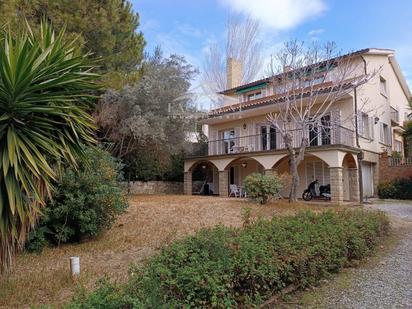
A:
[390,106,400,124]
[206,125,354,156]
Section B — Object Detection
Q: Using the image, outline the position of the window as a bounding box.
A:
[358,112,370,138]
[308,114,331,147]
[247,91,262,101]
[379,122,391,145]
[260,125,276,151]
[223,129,235,154]
[394,140,402,152]
[380,77,387,97]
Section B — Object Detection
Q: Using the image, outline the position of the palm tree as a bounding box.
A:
[0,22,98,273]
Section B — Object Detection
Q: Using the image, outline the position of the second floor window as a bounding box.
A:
[379,122,391,145]
[358,112,371,138]
[247,91,262,101]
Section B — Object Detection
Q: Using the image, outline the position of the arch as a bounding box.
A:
[341,153,357,168]
[187,160,219,172]
[251,154,287,170]
[223,156,265,171]
[189,160,220,196]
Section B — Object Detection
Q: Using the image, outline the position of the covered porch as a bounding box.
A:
[184,148,360,204]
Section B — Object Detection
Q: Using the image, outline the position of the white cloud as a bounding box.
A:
[219,0,327,31]
[308,28,325,36]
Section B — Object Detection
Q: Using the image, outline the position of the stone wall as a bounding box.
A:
[379,152,412,183]
[126,181,184,195]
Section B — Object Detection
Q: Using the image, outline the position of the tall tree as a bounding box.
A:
[202,15,263,94]
[0,22,98,273]
[267,41,376,202]
[0,0,145,79]
[95,48,197,179]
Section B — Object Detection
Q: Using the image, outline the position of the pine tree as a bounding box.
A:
[0,0,145,75]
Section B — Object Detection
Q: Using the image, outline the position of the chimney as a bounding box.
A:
[226,58,242,89]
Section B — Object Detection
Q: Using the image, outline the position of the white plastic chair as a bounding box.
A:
[229,184,240,197]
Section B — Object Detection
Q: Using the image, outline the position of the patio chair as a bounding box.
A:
[229,184,240,197]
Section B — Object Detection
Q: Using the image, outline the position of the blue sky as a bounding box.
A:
[132,0,412,87]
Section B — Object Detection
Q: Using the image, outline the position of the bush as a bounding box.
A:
[243,173,283,204]
[66,278,135,309]
[378,177,412,200]
[26,147,127,250]
[68,210,389,308]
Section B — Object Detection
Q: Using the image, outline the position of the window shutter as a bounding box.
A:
[234,127,241,146]
[379,123,384,143]
[357,110,363,136]
[248,122,255,150]
[209,128,218,155]
[368,117,374,140]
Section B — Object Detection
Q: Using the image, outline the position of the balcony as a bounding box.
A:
[390,106,400,124]
[201,125,354,157]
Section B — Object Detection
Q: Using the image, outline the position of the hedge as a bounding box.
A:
[378,177,412,200]
[67,210,389,308]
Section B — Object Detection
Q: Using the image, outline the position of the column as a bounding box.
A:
[218,170,228,197]
[264,169,274,176]
[183,172,192,195]
[348,168,360,202]
[329,167,344,204]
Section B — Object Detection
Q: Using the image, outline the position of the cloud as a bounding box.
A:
[219,0,327,31]
[308,28,325,36]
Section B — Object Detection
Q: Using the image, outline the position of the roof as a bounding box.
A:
[209,81,355,117]
[219,48,395,95]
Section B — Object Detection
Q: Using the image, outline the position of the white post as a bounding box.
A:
[70,256,80,277]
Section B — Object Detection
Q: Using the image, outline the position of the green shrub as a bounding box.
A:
[378,177,412,200]
[27,147,127,249]
[243,173,283,204]
[69,210,389,308]
[66,278,135,309]
[25,226,51,253]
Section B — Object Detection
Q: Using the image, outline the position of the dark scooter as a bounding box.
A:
[302,179,331,201]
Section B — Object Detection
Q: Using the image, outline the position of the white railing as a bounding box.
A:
[388,157,412,166]
[207,125,354,156]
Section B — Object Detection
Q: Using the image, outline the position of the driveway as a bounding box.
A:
[300,200,412,308]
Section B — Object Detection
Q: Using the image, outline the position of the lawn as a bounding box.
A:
[0,195,336,308]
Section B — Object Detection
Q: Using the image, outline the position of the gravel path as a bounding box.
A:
[320,200,412,309]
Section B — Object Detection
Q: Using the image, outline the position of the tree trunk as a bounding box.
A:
[289,154,299,202]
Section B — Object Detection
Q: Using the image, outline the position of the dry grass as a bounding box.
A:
[0,195,346,308]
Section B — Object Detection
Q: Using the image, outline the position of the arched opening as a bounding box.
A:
[190,161,219,195]
[272,154,331,199]
[342,153,359,201]
[225,157,265,197]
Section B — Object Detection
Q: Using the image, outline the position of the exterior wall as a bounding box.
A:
[127,181,184,195]
[379,152,412,182]
[356,54,410,155]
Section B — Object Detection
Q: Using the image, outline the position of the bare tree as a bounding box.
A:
[202,15,263,94]
[267,41,377,202]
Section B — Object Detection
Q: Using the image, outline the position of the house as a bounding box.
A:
[184,48,411,204]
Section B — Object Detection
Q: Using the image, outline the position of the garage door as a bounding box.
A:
[361,162,374,197]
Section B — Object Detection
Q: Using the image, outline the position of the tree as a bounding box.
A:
[0,0,145,80]
[0,22,98,273]
[95,48,197,180]
[202,15,263,94]
[267,41,375,202]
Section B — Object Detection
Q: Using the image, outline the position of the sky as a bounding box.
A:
[132,0,412,88]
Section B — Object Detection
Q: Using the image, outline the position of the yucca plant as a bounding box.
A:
[0,21,98,273]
